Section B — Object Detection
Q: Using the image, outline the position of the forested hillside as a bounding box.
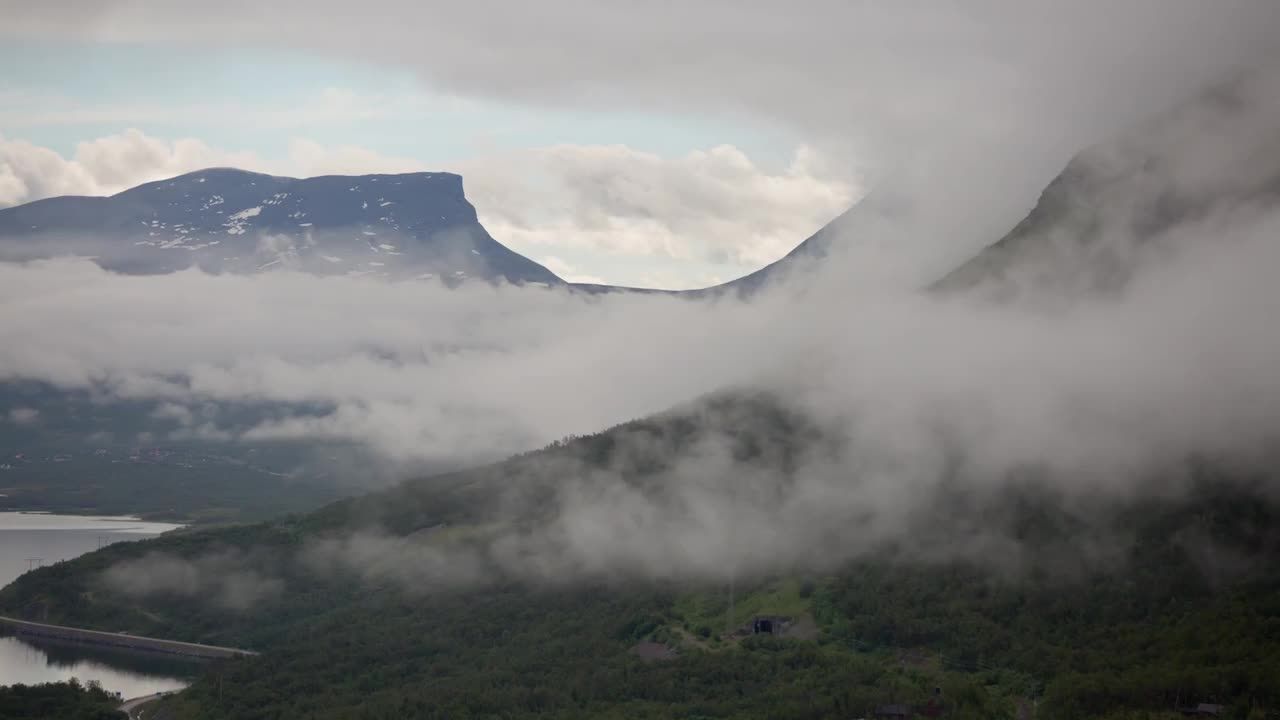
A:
[0,680,126,720]
[2,392,1277,719]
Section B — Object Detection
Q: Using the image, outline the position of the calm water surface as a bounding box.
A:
[0,511,181,587]
[0,635,198,697]
[0,512,196,697]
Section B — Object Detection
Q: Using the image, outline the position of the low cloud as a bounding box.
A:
[101,550,284,611]
[7,407,39,425]
[301,531,491,590]
[42,188,1280,597]
[461,144,858,272]
[0,259,791,464]
[13,40,1280,595]
[320,197,1280,590]
[4,69,1280,483]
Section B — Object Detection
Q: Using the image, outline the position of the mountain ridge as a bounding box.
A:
[0,164,850,297]
[0,167,563,286]
[932,70,1280,299]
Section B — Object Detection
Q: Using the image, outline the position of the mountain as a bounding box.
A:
[932,71,1280,298]
[0,163,863,299]
[547,212,856,297]
[0,167,563,285]
[675,201,870,299]
[699,210,852,297]
[705,72,1280,302]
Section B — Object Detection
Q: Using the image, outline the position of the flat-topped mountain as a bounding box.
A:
[0,167,563,285]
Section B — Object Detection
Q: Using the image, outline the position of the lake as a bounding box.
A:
[0,634,199,698]
[0,512,197,697]
[0,511,181,587]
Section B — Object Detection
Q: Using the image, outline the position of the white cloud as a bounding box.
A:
[4,191,1280,581]
[537,256,606,285]
[7,407,39,425]
[0,259,791,463]
[0,130,430,207]
[0,135,100,205]
[4,2,1274,217]
[74,130,260,190]
[458,143,859,271]
[0,129,260,205]
[5,66,1280,582]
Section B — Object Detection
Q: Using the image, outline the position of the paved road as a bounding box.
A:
[119,691,167,719]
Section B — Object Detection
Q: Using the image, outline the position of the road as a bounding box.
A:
[119,691,169,719]
[0,615,256,658]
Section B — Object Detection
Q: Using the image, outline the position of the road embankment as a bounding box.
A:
[0,615,256,659]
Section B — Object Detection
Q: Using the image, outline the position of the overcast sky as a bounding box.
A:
[3,1,1277,288]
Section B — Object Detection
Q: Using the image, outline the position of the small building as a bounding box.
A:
[750,615,790,635]
[874,704,912,719]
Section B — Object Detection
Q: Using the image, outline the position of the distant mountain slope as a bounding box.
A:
[696,72,1280,302]
[0,163,849,298]
[0,380,356,523]
[689,204,857,297]
[932,72,1280,298]
[657,200,880,299]
[0,168,563,285]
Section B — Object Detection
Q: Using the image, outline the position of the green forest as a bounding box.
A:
[0,680,126,720]
[2,395,1278,719]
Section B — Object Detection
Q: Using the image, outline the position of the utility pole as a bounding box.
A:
[24,558,42,572]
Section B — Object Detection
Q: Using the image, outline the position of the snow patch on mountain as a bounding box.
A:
[0,168,564,286]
